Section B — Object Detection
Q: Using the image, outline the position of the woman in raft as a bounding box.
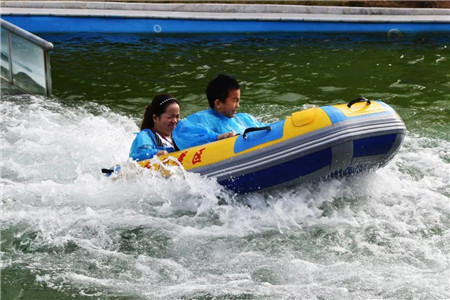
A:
[129,94,181,161]
[129,93,237,161]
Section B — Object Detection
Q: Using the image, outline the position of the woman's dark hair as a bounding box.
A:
[140,94,179,130]
[206,74,240,109]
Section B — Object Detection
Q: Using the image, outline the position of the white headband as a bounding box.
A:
[160,97,178,106]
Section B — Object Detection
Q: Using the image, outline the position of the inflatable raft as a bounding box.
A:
[107,98,406,193]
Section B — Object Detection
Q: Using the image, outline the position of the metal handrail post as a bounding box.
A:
[1,18,54,96]
[44,51,52,96]
[7,30,14,83]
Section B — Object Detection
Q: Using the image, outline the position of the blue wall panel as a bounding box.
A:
[3,16,450,34]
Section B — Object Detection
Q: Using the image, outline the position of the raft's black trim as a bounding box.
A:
[102,168,113,174]
[347,97,371,108]
[243,126,272,140]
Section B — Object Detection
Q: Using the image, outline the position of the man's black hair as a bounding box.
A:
[206,74,240,109]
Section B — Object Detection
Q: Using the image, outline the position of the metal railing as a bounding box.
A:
[1,19,53,96]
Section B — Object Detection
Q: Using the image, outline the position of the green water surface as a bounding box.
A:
[47,32,449,140]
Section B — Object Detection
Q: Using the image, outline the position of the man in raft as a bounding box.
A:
[174,74,265,149]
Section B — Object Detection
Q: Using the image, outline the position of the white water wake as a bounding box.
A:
[1,95,448,299]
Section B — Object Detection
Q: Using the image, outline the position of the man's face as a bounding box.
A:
[215,89,241,118]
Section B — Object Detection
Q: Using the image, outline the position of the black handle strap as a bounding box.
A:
[242,126,272,140]
[102,168,114,174]
[347,97,371,108]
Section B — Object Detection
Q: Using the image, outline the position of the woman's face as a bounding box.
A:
[153,103,180,137]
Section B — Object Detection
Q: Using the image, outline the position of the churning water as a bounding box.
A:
[1,32,449,299]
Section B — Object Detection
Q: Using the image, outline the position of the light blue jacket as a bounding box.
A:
[173,109,265,149]
[129,129,177,161]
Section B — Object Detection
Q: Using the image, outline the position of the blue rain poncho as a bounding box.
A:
[129,129,178,161]
[173,108,266,149]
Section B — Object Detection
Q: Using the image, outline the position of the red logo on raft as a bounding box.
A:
[192,148,206,165]
[177,151,188,164]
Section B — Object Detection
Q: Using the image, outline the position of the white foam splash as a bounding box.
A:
[1,96,448,299]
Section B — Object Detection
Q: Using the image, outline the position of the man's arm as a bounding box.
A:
[173,119,220,149]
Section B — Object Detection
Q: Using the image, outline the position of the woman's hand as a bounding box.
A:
[217,131,235,140]
[156,150,169,156]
